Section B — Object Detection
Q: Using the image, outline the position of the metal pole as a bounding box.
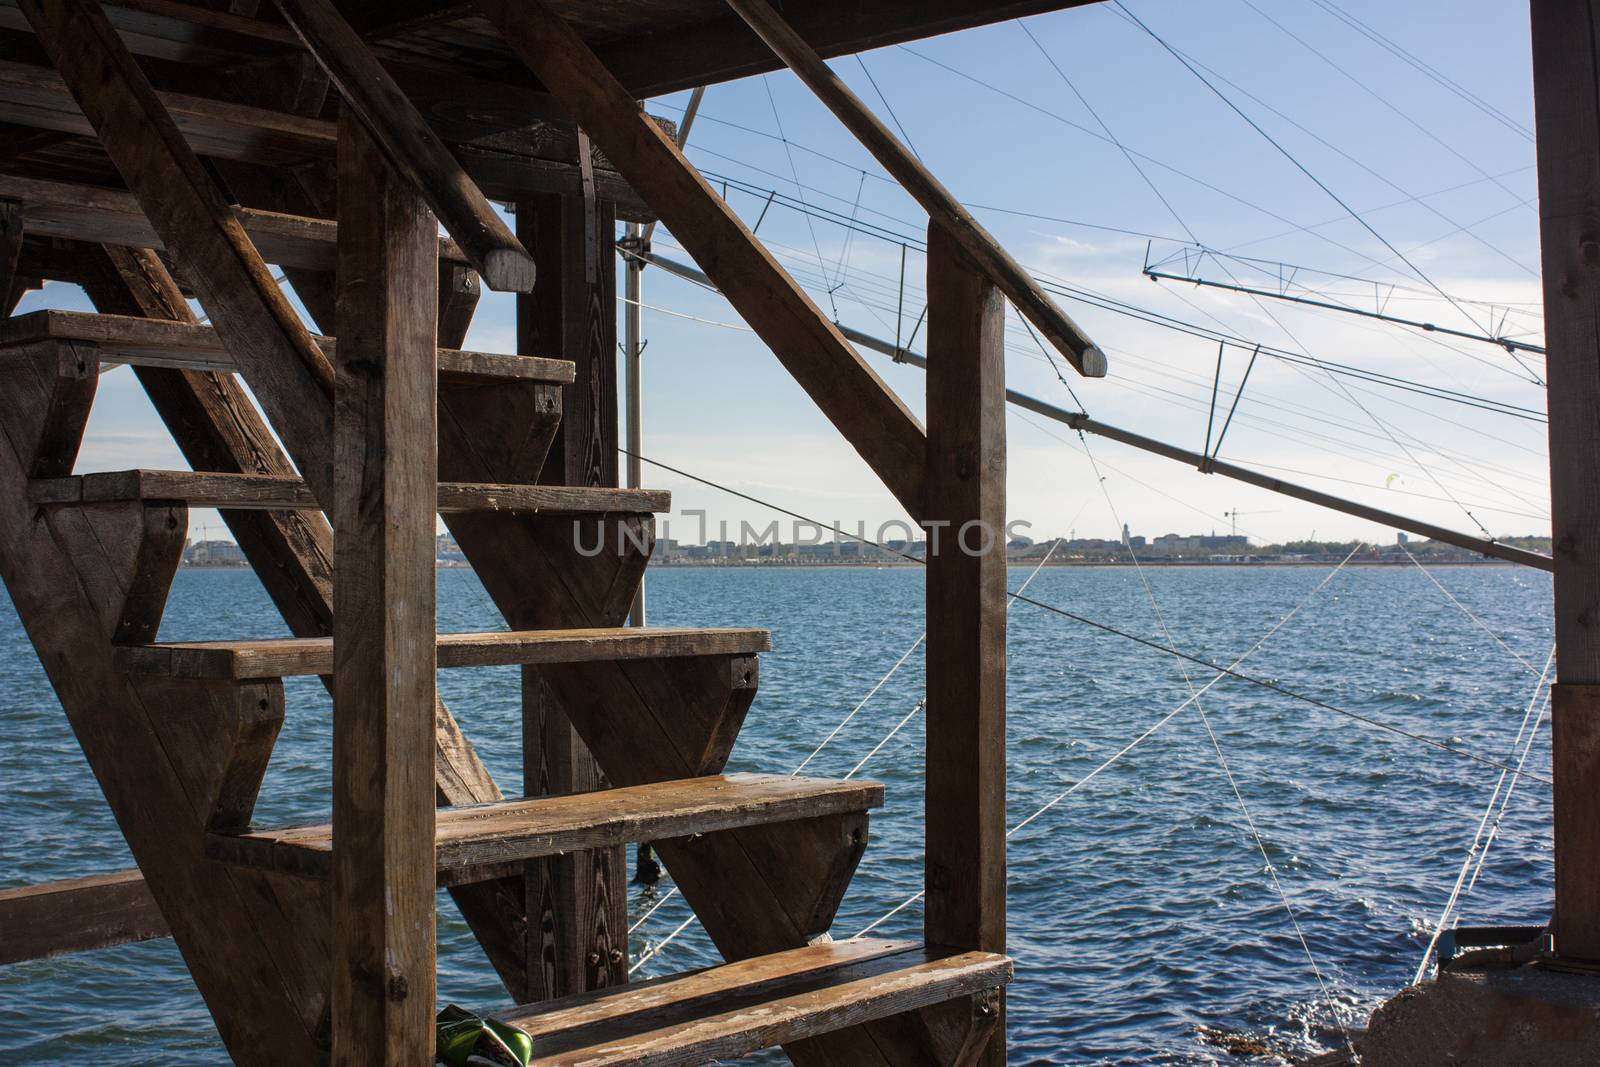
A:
[624,220,645,627]
[627,85,702,630]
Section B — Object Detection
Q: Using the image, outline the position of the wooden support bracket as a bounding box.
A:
[275,0,537,292]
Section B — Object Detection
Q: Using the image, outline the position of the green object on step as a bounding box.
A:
[436,1005,533,1066]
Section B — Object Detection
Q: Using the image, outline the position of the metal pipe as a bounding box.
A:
[1145,267,1547,356]
[624,222,646,626]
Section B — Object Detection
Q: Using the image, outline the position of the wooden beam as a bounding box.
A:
[0,0,303,66]
[275,0,535,292]
[1532,0,1600,961]
[0,197,21,313]
[349,0,1095,98]
[517,191,627,1001]
[722,0,1103,378]
[479,0,927,518]
[17,0,335,488]
[0,869,169,964]
[330,112,438,1062]
[0,173,470,271]
[922,222,1007,1062]
[0,56,332,163]
[0,57,654,218]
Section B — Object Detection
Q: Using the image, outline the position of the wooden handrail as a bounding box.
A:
[723,0,1107,379]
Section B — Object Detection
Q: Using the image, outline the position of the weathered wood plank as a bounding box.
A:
[0,56,332,164]
[1532,0,1600,961]
[330,112,438,1065]
[0,309,573,382]
[480,0,927,518]
[0,197,21,314]
[277,0,535,292]
[30,470,666,512]
[723,0,1103,378]
[491,940,1012,1066]
[116,628,773,678]
[0,0,302,65]
[208,773,884,882]
[0,173,470,271]
[0,57,652,215]
[0,869,169,964]
[922,222,1007,1062]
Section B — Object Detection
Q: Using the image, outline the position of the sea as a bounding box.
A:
[0,563,1556,1065]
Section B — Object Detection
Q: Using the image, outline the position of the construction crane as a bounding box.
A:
[1223,507,1277,537]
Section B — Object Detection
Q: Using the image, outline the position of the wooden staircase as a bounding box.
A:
[0,0,1068,1062]
[0,291,1011,1060]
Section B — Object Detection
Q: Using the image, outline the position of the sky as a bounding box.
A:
[19,0,1548,550]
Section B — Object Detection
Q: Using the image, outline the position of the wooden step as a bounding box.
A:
[206,773,883,884]
[28,470,668,514]
[0,310,573,383]
[490,937,1012,1065]
[0,175,469,273]
[116,627,772,679]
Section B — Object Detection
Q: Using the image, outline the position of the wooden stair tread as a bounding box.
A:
[29,470,669,514]
[491,938,1012,1065]
[0,174,470,274]
[207,773,883,883]
[0,310,575,384]
[116,627,772,678]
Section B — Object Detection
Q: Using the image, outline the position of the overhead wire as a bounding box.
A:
[630,532,1080,970]
[1413,648,1555,982]
[855,542,1367,940]
[998,18,1543,529]
[622,448,1550,783]
[1305,0,1535,143]
[1112,0,1518,365]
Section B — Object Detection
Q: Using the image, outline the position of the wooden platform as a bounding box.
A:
[206,772,884,884]
[492,937,1011,1065]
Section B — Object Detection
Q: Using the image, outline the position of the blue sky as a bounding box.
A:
[23,0,1546,549]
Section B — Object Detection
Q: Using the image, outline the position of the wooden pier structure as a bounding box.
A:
[2,0,1593,1063]
[0,0,1110,1062]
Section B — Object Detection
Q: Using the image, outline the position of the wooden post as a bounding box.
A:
[331,113,439,1062]
[516,191,627,999]
[923,220,1007,1061]
[1533,0,1600,961]
[1,198,21,314]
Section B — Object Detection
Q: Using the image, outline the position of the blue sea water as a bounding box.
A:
[0,563,1555,1065]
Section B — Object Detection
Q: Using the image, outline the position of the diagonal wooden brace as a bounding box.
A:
[273,0,537,292]
[475,0,929,519]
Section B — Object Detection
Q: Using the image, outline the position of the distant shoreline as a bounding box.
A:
[179,558,1524,570]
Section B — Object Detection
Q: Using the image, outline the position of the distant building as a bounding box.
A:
[436,533,465,562]
[184,539,246,566]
